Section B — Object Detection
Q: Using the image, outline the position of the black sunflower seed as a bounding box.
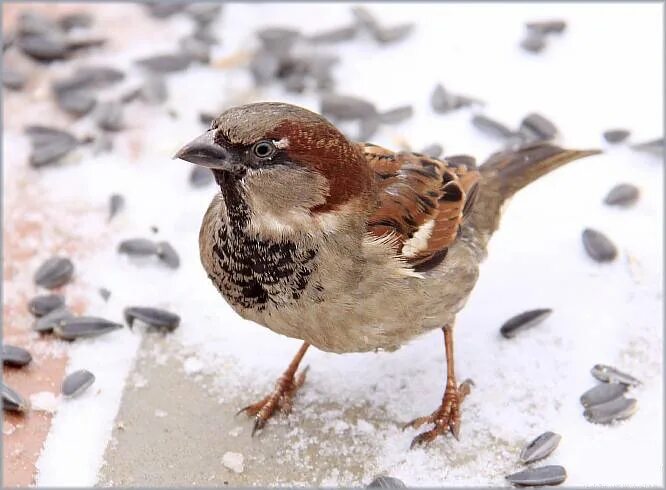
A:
[603,129,630,144]
[2,383,29,413]
[582,228,617,262]
[118,238,159,257]
[519,431,561,464]
[34,257,74,289]
[520,113,558,141]
[631,137,663,156]
[99,288,111,301]
[53,316,123,341]
[500,308,553,338]
[109,193,125,222]
[526,20,567,35]
[58,12,94,31]
[590,364,641,386]
[580,383,627,408]
[145,2,187,18]
[62,369,95,397]
[2,67,27,90]
[321,94,377,121]
[2,345,33,368]
[420,144,443,159]
[157,241,180,269]
[136,54,191,73]
[603,183,639,207]
[472,114,515,139]
[65,36,106,52]
[124,306,181,332]
[584,397,638,424]
[17,33,69,61]
[28,294,65,317]
[506,465,566,487]
[379,105,413,124]
[373,24,413,44]
[367,476,406,488]
[33,306,74,333]
[190,166,214,187]
[307,25,358,44]
[520,32,547,53]
[55,89,96,117]
[53,66,125,93]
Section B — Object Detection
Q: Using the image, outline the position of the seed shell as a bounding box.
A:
[603,129,630,144]
[124,306,181,332]
[520,32,546,53]
[520,113,558,141]
[53,316,123,340]
[519,431,561,464]
[118,238,159,257]
[472,114,515,139]
[367,476,406,488]
[62,369,96,397]
[506,465,566,487]
[2,67,27,90]
[109,193,125,222]
[28,294,65,317]
[584,397,638,424]
[157,241,180,269]
[136,54,191,73]
[631,137,663,156]
[591,364,641,386]
[308,25,358,44]
[603,183,639,207]
[2,345,33,367]
[33,306,74,333]
[526,20,567,35]
[55,89,96,116]
[321,94,377,121]
[95,101,124,131]
[500,308,553,338]
[34,256,74,289]
[2,383,30,413]
[582,228,617,262]
[580,383,627,408]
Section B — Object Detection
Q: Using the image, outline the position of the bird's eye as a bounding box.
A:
[253,141,275,159]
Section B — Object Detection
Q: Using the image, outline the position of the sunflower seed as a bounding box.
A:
[53,316,123,341]
[604,183,639,207]
[65,36,106,51]
[591,364,641,386]
[118,238,159,257]
[580,383,627,408]
[367,476,406,488]
[582,228,617,262]
[124,306,181,332]
[308,25,358,44]
[157,241,180,269]
[192,26,219,45]
[420,144,443,159]
[107,193,125,222]
[55,89,96,116]
[190,166,214,187]
[17,11,55,36]
[500,308,552,338]
[519,431,561,464]
[506,465,566,487]
[17,33,69,61]
[179,36,210,63]
[379,105,413,124]
[136,54,191,73]
[99,288,111,301]
[2,383,29,413]
[140,76,168,104]
[631,137,663,156]
[603,129,630,144]
[2,345,32,368]
[33,306,74,333]
[34,257,74,289]
[95,101,124,131]
[59,12,93,31]
[526,20,567,35]
[321,94,377,121]
[430,84,479,114]
[257,27,300,56]
[373,24,413,44]
[53,66,125,93]
[2,67,27,90]
[520,113,558,141]
[28,294,65,317]
[584,397,638,424]
[472,114,515,139]
[145,2,187,18]
[62,369,95,397]
[186,3,223,26]
[520,32,547,53]
[25,125,79,167]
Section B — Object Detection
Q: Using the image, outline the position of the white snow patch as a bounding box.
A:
[222,451,245,474]
[29,392,60,413]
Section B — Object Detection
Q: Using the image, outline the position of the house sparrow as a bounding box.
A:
[175,102,598,447]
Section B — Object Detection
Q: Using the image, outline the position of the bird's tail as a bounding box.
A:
[467,142,600,246]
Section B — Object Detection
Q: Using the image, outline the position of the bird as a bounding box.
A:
[174,101,598,448]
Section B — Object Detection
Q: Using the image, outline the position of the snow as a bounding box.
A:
[1,1,660,487]
[222,451,246,474]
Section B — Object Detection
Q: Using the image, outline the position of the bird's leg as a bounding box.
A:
[403,324,473,448]
[237,342,310,436]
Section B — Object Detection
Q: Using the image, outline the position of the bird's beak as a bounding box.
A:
[173,130,229,169]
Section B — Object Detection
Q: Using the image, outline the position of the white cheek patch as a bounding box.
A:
[273,138,289,149]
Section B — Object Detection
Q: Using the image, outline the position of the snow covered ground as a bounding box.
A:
[3,2,662,486]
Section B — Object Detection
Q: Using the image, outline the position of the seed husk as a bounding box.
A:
[53,316,123,341]
[62,369,95,397]
[109,193,125,222]
[472,114,515,139]
[28,294,65,317]
[500,308,553,339]
[25,125,78,168]
[520,32,547,53]
[55,89,96,116]
[2,67,27,90]
[580,383,627,408]
[58,12,94,31]
[118,238,159,257]
[308,25,358,44]
[520,113,558,141]
[631,137,663,156]
[519,431,561,464]
[17,11,55,36]
[145,2,187,18]
[199,112,216,126]
[431,84,480,114]
[34,256,74,289]
[603,129,630,144]
[526,20,567,35]
[506,465,566,487]
[33,306,74,333]
[582,228,617,262]
[124,306,181,332]
[373,24,413,44]
[584,396,638,424]
[367,476,406,488]
[53,66,125,93]
[99,288,111,301]
[420,144,443,159]
[17,33,69,61]
[190,166,214,187]
[603,183,639,207]
[2,345,33,368]
[591,364,641,386]
[136,54,191,73]
[2,383,29,413]
[357,116,380,141]
[65,36,106,52]
[157,241,180,269]
[379,105,413,124]
[321,94,377,121]
[95,101,124,131]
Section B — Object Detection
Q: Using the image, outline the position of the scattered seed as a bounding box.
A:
[506,465,566,487]
[118,238,159,257]
[108,193,125,222]
[2,67,27,90]
[186,3,223,26]
[520,32,547,53]
[379,105,413,124]
[145,2,187,18]
[95,101,124,131]
[157,241,180,269]
[25,125,78,166]
[367,476,406,488]
[190,166,214,187]
[257,27,300,56]
[140,76,168,104]
[136,54,191,73]
[179,36,210,63]
[519,431,561,464]
[2,383,29,413]
[33,306,74,333]
[53,316,123,341]
[373,24,414,44]
[584,396,638,424]
[419,144,443,159]
[2,345,33,368]
[192,25,219,45]
[58,12,93,31]
[472,114,515,139]
[53,66,125,93]
[28,294,65,317]
[603,129,630,144]
[591,364,641,386]
[430,84,480,114]
[500,308,553,338]
[34,256,74,289]
[604,183,639,207]
[520,113,558,141]
[66,36,106,52]
[321,94,377,121]
[62,370,95,397]
[308,25,358,44]
[631,137,663,156]
[55,89,96,116]
[124,306,181,332]
[17,32,69,61]
[582,228,617,262]
[99,288,111,301]
[580,383,627,408]
[526,20,567,35]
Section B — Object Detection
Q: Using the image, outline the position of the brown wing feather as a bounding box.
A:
[360,143,480,269]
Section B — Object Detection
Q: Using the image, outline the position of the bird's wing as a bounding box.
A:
[360,142,480,271]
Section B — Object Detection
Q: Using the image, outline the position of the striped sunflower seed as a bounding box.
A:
[2,383,30,413]
[28,294,65,317]
[53,316,123,341]
[33,306,74,333]
[582,228,617,262]
[519,431,561,464]
[2,345,33,367]
[500,309,553,338]
[584,397,638,424]
[580,383,627,408]
[34,256,74,289]
[506,465,566,487]
[124,306,181,332]
[591,364,640,386]
[62,370,95,397]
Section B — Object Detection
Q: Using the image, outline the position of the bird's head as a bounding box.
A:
[175,102,374,216]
